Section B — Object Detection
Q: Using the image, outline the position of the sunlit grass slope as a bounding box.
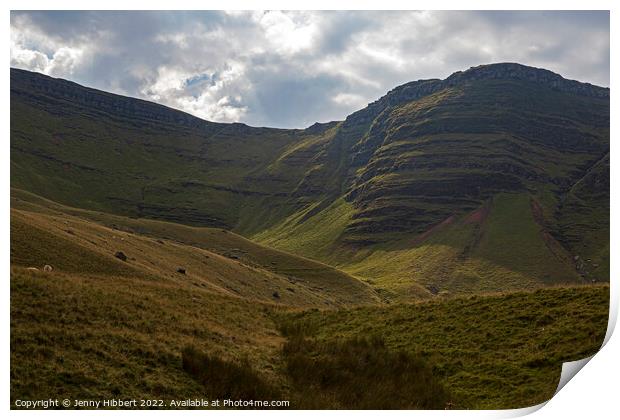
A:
[254,193,584,299]
[11,190,380,307]
[275,285,609,409]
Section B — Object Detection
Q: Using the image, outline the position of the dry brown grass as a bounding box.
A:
[11,267,285,402]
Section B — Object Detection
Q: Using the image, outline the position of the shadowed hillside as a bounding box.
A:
[10,63,609,297]
[11,189,380,307]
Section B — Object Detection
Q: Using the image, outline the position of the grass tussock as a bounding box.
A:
[181,332,451,409]
[181,347,282,402]
[281,334,451,409]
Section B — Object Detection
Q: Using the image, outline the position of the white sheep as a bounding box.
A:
[43,264,53,272]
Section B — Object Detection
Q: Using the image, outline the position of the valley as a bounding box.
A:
[9,173,609,409]
[9,62,610,409]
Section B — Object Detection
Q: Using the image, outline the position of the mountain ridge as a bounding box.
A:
[11,62,608,131]
[10,62,610,296]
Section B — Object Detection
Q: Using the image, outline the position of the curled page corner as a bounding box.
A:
[500,401,548,418]
[545,285,618,402]
[554,356,595,396]
[498,356,596,418]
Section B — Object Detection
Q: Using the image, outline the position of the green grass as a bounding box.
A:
[9,65,611,410]
[11,267,285,403]
[11,213,143,278]
[9,191,609,409]
[469,193,577,278]
[554,153,609,281]
[290,193,583,299]
[274,285,609,409]
[12,263,608,409]
[182,347,282,402]
[253,198,355,261]
[11,68,609,296]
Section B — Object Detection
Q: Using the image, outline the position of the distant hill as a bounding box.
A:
[10,63,609,296]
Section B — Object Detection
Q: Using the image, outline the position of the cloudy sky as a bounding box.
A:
[10,11,609,128]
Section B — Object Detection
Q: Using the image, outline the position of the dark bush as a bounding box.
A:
[282,335,451,409]
[182,331,451,409]
[181,346,281,402]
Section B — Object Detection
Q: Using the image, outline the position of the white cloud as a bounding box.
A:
[256,11,318,55]
[140,62,250,123]
[11,42,85,77]
[332,92,367,108]
[46,47,84,76]
[9,11,609,128]
[10,46,49,73]
[142,66,191,100]
[10,15,87,77]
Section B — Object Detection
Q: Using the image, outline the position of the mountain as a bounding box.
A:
[10,63,610,297]
[9,63,610,409]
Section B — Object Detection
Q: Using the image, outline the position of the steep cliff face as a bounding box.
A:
[10,63,610,292]
[339,74,608,243]
[11,68,226,132]
[260,64,608,247]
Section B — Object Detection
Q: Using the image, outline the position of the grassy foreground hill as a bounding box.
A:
[10,63,609,297]
[10,192,609,408]
[9,62,610,409]
[275,285,609,409]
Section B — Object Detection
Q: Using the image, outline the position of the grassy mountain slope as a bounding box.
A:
[11,189,380,307]
[10,63,609,295]
[11,267,286,402]
[11,256,608,408]
[10,63,611,410]
[10,189,608,409]
[554,153,609,281]
[276,285,609,409]
[251,68,609,294]
[343,79,608,242]
[10,68,304,230]
[255,192,583,299]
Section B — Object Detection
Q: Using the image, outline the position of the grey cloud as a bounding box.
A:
[10,10,610,128]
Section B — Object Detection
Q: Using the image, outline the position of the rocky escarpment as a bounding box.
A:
[444,63,609,98]
[333,64,610,242]
[10,68,225,133]
[354,63,608,125]
[346,63,608,163]
[10,64,610,267]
